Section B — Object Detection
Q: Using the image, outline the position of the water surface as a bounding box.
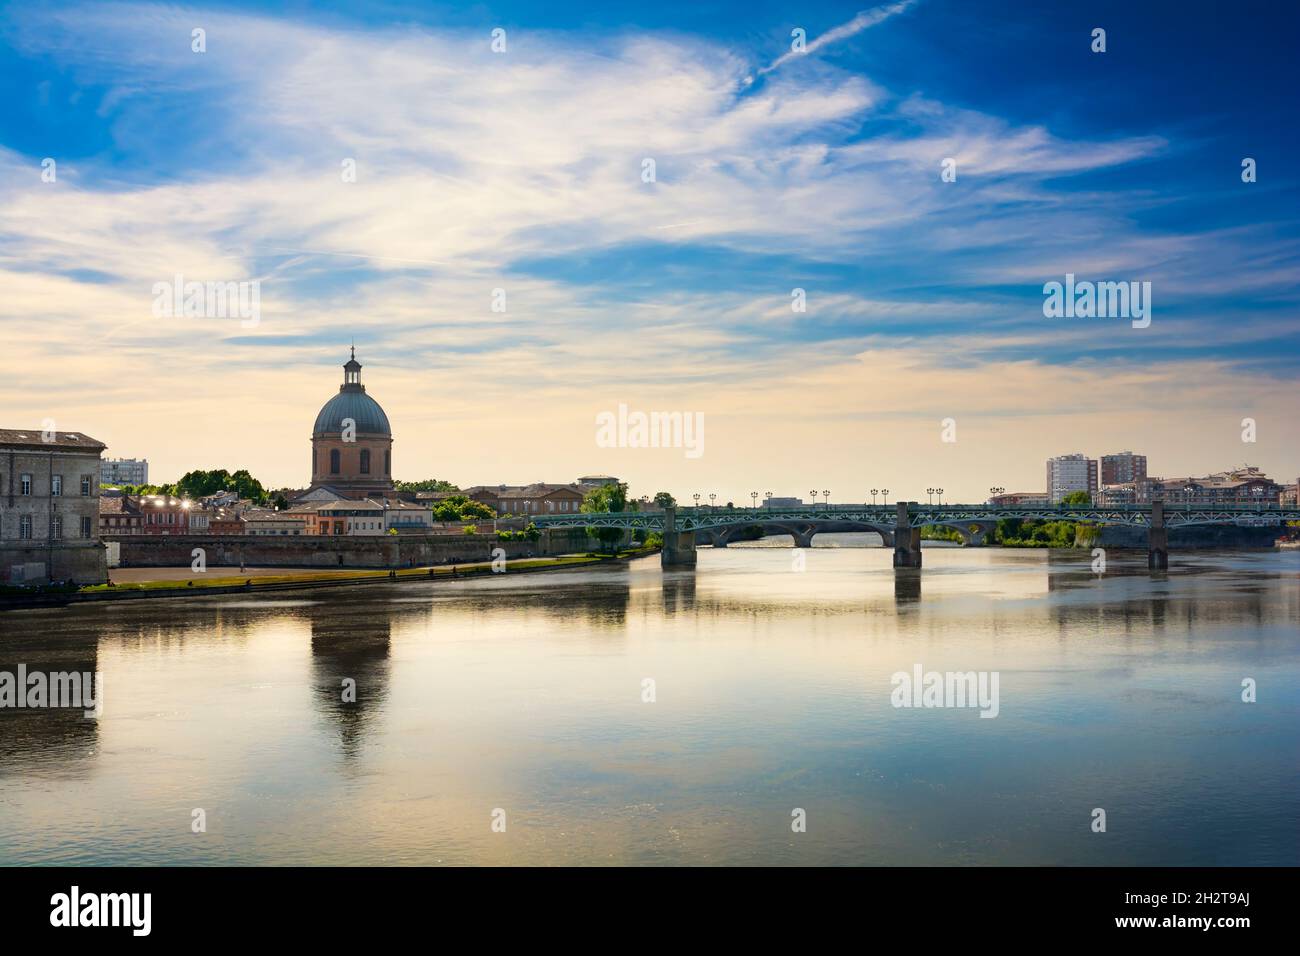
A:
[2,541,1297,865]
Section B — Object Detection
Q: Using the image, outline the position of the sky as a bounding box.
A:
[1,0,1297,503]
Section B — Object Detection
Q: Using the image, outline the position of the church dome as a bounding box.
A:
[312,350,392,437]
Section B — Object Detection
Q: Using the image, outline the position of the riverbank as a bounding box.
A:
[0,548,657,611]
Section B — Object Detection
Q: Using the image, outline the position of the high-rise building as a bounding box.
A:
[1100,451,1147,485]
[101,457,149,486]
[1046,453,1098,503]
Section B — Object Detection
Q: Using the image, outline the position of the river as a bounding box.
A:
[2,538,1297,865]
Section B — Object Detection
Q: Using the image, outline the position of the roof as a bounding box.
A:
[99,495,140,515]
[313,352,391,436]
[313,389,391,437]
[466,483,585,498]
[0,428,106,450]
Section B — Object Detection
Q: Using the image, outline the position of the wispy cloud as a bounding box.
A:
[756,0,918,77]
[0,1,1295,499]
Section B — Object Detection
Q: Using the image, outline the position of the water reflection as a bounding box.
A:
[0,546,1297,865]
[308,605,392,761]
[0,630,100,778]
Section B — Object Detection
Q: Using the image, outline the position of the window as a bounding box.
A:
[81,475,92,496]
[20,474,31,496]
[330,449,341,474]
[52,516,63,538]
[82,516,93,538]
[52,475,62,497]
[360,449,371,474]
[384,450,390,475]
[20,515,32,539]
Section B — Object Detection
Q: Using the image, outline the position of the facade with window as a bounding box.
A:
[101,457,149,486]
[464,483,585,515]
[1,428,107,584]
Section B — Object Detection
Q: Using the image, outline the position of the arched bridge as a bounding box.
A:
[527,501,1300,571]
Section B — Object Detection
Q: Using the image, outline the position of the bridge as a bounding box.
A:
[527,501,1300,571]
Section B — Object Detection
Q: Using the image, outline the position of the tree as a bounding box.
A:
[581,482,630,554]
[653,491,676,509]
[432,495,496,522]
[171,468,268,504]
[460,500,496,519]
[394,478,460,493]
[1062,490,1092,506]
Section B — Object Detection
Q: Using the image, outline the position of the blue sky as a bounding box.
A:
[0,0,1296,497]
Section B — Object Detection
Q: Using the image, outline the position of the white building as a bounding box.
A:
[101,457,149,486]
[1046,454,1099,503]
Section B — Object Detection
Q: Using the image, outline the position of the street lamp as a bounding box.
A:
[810,490,818,506]
[871,488,879,505]
[709,493,716,509]
[765,491,773,509]
[693,493,701,509]
[751,491,758,509]
[882,488,889,506]
[927,487,935,505]
[822,489,830,510]
[936,487,944,505]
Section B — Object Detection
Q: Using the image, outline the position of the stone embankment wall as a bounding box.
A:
[105,530,591,568]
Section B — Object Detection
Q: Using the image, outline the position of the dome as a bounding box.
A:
[312,349,392,436]
[313,390,391,437]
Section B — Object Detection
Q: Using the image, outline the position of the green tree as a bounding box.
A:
[1061,490,1092,506]
[432,495,496,522]
[394,478,460,493]
[653,491,677,509]
[581,482,630,554]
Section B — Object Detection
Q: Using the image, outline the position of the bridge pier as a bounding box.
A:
[893,502,922,569]
[661,506,697,569]
[1148,500,1168,570]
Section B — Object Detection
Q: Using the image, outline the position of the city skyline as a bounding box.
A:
[2,0,1297,505]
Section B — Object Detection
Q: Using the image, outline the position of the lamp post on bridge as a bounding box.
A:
[937,488,944,505]
[709,493,716,510]
[693,493,700,510]
[751,491,758,510]
[822,490,830,511]
[871,488,879,505]
[882,488,889,506]
[765,491,772,510]
[989,486,1004,505]
[809,490,818,507]
[927,488,935,505]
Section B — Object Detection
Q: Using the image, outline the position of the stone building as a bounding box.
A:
[1,428,108,584]
[304,349,396,501]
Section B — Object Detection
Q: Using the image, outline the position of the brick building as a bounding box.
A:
[305,349,396,501]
